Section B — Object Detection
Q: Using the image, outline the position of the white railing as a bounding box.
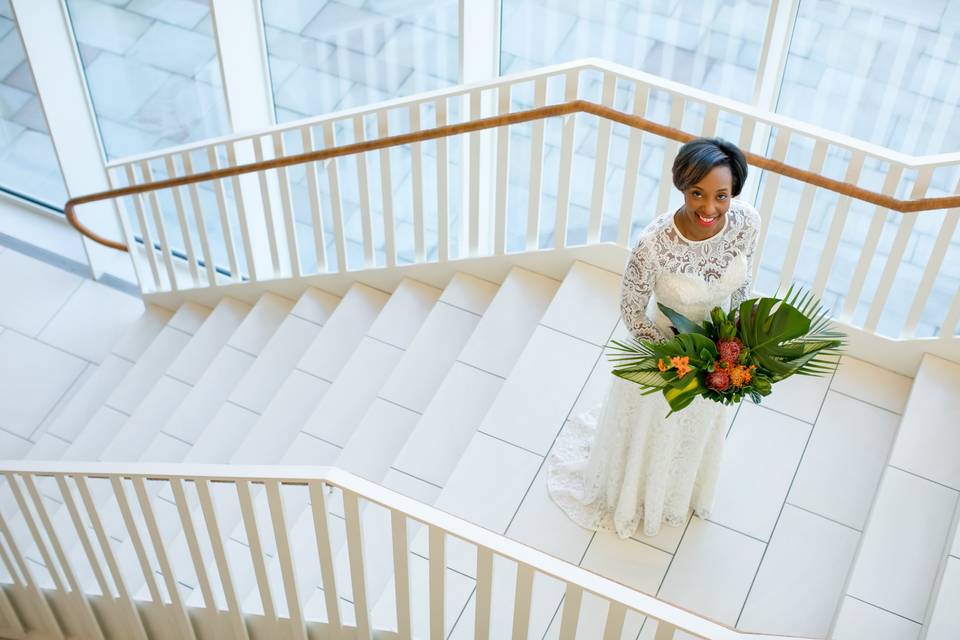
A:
[93,59,960,342]
[0,462,796,640]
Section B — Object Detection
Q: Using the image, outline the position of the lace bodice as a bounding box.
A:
[621,200,761,342]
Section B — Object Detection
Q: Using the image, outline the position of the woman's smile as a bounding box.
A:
[694,213,720,226]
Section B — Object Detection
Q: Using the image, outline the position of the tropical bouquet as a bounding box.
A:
[607,287,846,417]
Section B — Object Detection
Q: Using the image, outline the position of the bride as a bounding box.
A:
[548,137,760,538]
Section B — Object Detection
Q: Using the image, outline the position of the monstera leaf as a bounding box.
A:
[738,286,844,380]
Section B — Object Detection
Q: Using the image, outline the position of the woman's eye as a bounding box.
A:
[692,192,702,198]
[718,194,727,200]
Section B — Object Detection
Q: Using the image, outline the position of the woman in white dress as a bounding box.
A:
[548,137,761,538]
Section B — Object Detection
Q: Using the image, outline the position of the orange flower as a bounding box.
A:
[729,364,756,387]
[657,358,668,372]
[670,355,691,377]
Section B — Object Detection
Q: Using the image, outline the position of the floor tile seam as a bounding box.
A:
[453,358,507,380]
[0,324,99,366]
[291,363,334,385]
[164,371,198,388]
[0,425,31,443]
[364,333,408,352]
[474,428,546,460]
[886,464,960,495]
[538,321,609,349]
[782,501,864,533]
[373,395,423,416]
[826,387,904,416]
[733,366,837,628]
[297,431,343,452]
[845,594,924,626]
[224,398,263,416]
[34,272,85,339]
[653,516,695,599]
[386,466,443,490]
[25,360,93,441]
[746,398,815,426]
[437,298,483,317]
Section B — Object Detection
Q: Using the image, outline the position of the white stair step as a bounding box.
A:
[889,353,960,491]
[228,289,340,414]
[165,297,251,386]
[926,556,960,639]
[392,362,504,487]
[832,596,921,640]
[378,275,493,414]
[453,267,560,378]
[42,305,173,443]
[480,324,600,456]
[101,376,192,462]
[159,292,294,445]
[846,467,957,623]
[337,400,420,482]
[297,283,391,382]
[365,279,443,350]
[539,261,622,346]
[104,305,208,415]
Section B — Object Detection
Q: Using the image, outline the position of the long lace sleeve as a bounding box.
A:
[731,204,761,309]
[621,236,670,343]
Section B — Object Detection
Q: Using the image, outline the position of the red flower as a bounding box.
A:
[717,339,742,364]
[706,369,731,392]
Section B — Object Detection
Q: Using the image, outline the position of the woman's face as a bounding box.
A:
[680,164,733,235]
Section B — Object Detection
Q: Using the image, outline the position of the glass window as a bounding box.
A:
[64,0,231,160]
[261,0,459,123]
[776,0,960,156]
[499,0,772,102]
[0,1,68,207]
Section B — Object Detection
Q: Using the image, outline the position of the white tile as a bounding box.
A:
[301,337,404,447]
[38,279,144,363]
[738,505,859,637]
[583,533,673,595]
[0,331,86,438]
[570,355,615,418]
[540,261,621,346]
[0,249,82,336]
[451,558,566,640]
[297,283,389,381]
[457,267,560,378]
[425,432,542,576]
[227,292,294,355]
[381,469,441,504]
[61,406,128,461]
[832,597,920,640]
[371,551,476,639]
[101,375,191,461]
[183,401,260,463]
[789,391,899,529]
[32,361,95,441]
[438,272,499,315]
[44,355,131,443]
[228,314,325,414]
[831,355,912,414]
[658,519,765,625]
[890,354,960,490]
[710,402,810,541]
[482,326,600,456]
[278,432,341,466]
[139,432,191,462]
[0,427,31,457]
[848,467,958,622]
[379,302,479,413]
[507,460,594,565]
[232,370,332,464]
[24,433,70,460]
[393,363,504,487]
[165,297,250,385]
[366,279,440,348]
[166,301,211,334]
[105,326,191,414]
[927,556,960,640]
[753,365,832,423]
[289,287,340,325]
[110,305,173,361]
[338,399,421,481]
[161,345,254,444]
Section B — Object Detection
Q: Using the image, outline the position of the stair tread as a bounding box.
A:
[165,297,252,386]
[926,556,960,639]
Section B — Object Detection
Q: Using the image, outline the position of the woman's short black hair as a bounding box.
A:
[672,137,748,197]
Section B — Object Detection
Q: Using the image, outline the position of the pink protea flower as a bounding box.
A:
[717,339,742,364]
[706,369,731,392]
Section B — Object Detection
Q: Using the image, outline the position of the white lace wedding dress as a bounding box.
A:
[548,200,761,538]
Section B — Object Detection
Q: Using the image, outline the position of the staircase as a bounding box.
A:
[831,354,960,640]
[1,259,632,639]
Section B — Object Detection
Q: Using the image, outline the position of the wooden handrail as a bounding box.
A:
[66,100,960,252]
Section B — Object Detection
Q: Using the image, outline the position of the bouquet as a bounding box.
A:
[607,287,846,417]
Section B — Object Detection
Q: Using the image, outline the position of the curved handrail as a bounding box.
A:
[65,100,960,252]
